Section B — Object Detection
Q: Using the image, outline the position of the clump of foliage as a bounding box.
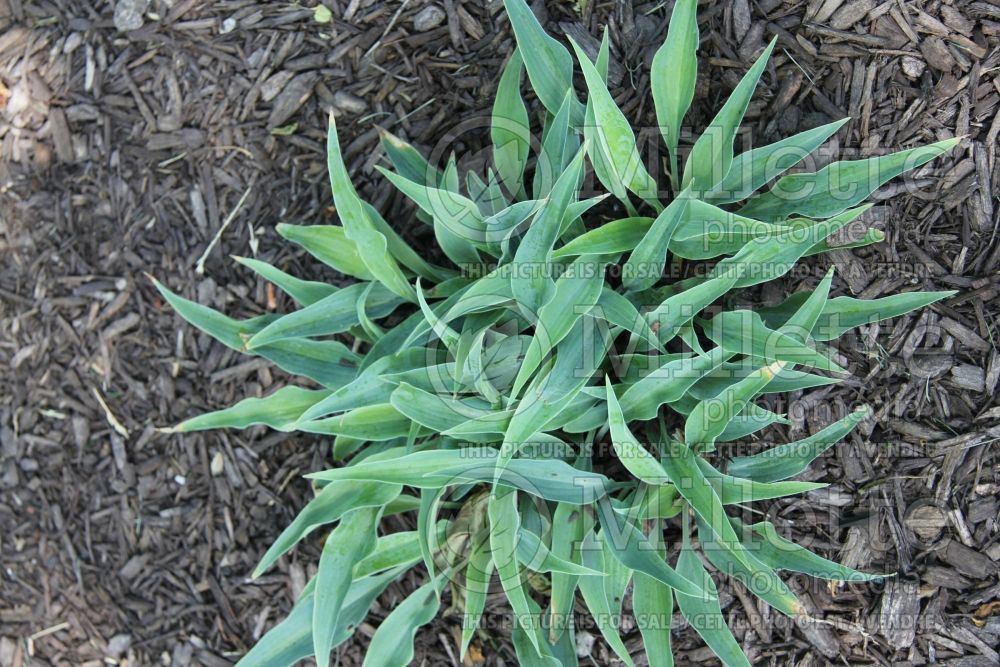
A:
[155,0,956,665]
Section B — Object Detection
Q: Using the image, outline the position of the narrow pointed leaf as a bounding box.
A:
[570,37,659,205]
[596,500,704,595]
[552,217,653,258]
[778,267,834,342]
[738,137,960,221]
[253,481,402,577]
[645,265,742,344]
[659,440,770,580]
[710,206,869,288]
[377,126,440,187]
[533,91,578,199]
[461,531,495,657]
[502,0,580,119]
[328,115,415,301]
[499,317,611,479]
[758,291,955,341]
[512,256,607,397]
[619,347,732,421]
[492,50,531,197]
[378,166,489,248]
[696,457,826,504]
[362,202,452,282]
[362,576,446,667]
[705,310,844,372]
[683,39,776,194]
[577,530,636,667]
[727,407,870,482]
[631,519,675,667]
[734,518,890,581]
[605,377,671,484]
[306,447,612,504]
[234,256,338,305]
[675,533,752,667]
[171,386,332,433]
[695,515,803,617]
[297,403,413,441]
[517,528,601,575]
[246,282,403,349]
[651,0,698,189]
[623,191,690,291]
[277,223,374,280]
[152,278,358,387]
[313,507,380,667]
[684,361,785,451]
[489,486,542,653]
[549,501,586,643]
[512,145,586,314]
[705,118,849,204]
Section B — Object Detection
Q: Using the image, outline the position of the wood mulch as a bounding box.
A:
[1,0,997,665]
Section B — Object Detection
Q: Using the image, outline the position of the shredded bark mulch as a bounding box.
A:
[1,0,998,665]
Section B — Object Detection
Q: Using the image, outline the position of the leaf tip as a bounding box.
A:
[853,405,873,418]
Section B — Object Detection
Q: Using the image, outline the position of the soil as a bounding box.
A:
[2,0,999,666]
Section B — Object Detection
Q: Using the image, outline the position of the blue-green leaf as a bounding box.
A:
[502,0,581,120]
[739,137,960,221]
[493,50,532,197]
[328,114,415,301]
[651,0,698,190]
[682,39,776,194]
[727,407,870,482]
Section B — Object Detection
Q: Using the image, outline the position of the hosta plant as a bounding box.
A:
[155,1,957,665]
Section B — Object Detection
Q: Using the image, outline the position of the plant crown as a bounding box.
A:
[156,1,957,665]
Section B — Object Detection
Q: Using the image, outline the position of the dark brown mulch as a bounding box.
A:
[1,0,998,666]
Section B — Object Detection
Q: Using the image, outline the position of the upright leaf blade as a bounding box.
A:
[512,256,607,398]
[682,38,776,194]
[570,37,660,206]
[651,0,698,190]
[623,191,690,291]
[605,377,671,485]
[502,0,580,119]
[675,520,752,667]
[684,361,785,451]
[576,530,636,667]
[548,500,586,643]
[489,486,543,653]
[511,145,586,315]
[361,576,446,667]
[534,91,579,199]
[632,521,675,667]
[328,115,415,301]
[313,507,380,667]
[493,50,532,197]
[461,531,495,657]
